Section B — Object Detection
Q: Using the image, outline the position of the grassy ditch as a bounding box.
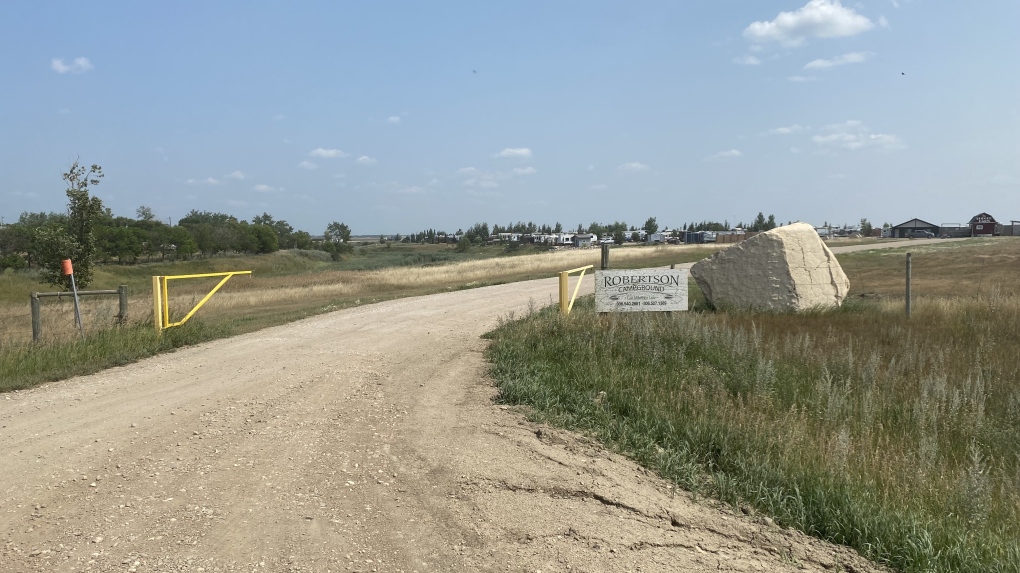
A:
[485,240,1020,573]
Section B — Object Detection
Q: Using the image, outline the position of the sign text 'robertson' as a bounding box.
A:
[595,269,689,313]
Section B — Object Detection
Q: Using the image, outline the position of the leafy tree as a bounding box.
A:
[860,218,874,236]
[631,231,640,242]
[248,224,279,253]
[643,217,658,235]
[292,230,312,250]
[136,205,155,221]
[19,211,67,228]
[751,212,767,232]
[38,161,105,288]
[0,224,34,268]
[97,225,143,263]
[179,210,237,226]
[455,235,472,252]
[324,221,351,243]
[170,227,198,259]
[613,230,626,245]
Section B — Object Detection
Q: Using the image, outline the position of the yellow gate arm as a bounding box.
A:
[559,265,593,315]
[152,271,252,331]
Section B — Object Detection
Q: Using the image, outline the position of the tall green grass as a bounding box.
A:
[0,320,235,392]
[485,293,1020,572]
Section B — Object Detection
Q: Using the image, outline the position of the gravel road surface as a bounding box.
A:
[0,241,926,572]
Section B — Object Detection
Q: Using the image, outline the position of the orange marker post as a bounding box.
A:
[63,259,85,339]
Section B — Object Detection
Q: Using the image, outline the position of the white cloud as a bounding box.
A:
[427,178,441,186]
[493,147,533,159]
[879,15,890,28]
[226,170,247,180]
[58,108,71,115]
[272,114,284,121]
[187,177,221,186]
[811,120,905,151]
[743,0,874,46]
[769,124,808,135]
[733,55,762,66]
[309,148,348,158]
[466,188,502,198]
[804,51,870,69]
[617,162,650,172]
[396,186,427,195]
[706,149,743,161]
[463,178,499,189]
[787,75,818,82]
[589,184,608,190]
[298,161,318,170]
[356,155,377,165]
[51,57,93,74]
[387,116,401,124]
[790,147,804,154]
[587,165,595,171]
[253,184,276,193]
[456,167,478,175]
[512,166,537,176]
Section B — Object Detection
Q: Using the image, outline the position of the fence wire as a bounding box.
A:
[1,296,128,346]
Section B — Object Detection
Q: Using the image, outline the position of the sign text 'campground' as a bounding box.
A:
[595,269,689,313]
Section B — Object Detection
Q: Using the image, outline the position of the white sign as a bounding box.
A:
[595,269,689,312]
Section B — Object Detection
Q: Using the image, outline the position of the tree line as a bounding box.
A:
[0,161,354,288]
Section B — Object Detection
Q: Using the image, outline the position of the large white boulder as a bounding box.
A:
[690,223,850,312]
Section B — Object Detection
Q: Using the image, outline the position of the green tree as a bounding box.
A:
[860,218,874,236]
[292,230,312,250]
[324,221,351,243]
[248,224,279,253]
[613,230,626,245]
[751,212,767,232]
[38,161,105,288]
[136,205,155,221]
[643,217,658,234]
[170,227,198,259]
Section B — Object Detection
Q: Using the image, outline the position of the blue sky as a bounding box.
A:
[2,1,1017,235]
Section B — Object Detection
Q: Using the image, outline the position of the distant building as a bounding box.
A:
[969,213,998,236]
[890,218,939,239]
[572,234,594,248]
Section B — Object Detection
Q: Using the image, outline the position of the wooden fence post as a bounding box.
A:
[31,293,41,342]
[118,285,128,325]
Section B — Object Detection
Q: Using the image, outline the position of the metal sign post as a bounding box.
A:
[62,259,85,339]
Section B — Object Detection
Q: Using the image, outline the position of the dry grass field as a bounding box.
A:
[0,243,721,347]
[487,237,1020,573]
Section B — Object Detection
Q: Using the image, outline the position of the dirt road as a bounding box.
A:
[0,244,912,573]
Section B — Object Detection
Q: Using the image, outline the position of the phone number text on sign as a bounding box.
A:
[594,269,689,313]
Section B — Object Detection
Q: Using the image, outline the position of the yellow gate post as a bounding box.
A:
[152,271,252,332]
[152,276,164,331]
[559,265,593,315]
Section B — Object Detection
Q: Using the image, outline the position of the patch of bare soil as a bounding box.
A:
[1,273,889,572]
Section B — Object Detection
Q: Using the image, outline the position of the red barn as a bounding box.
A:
[969,213,998,236]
